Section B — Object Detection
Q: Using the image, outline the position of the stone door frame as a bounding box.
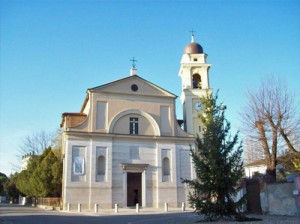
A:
[121,163,148,207]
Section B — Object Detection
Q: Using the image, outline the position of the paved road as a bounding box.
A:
[0,204,198,224]
[0,204,299,224]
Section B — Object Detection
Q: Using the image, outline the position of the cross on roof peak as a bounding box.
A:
[130,57,137,68]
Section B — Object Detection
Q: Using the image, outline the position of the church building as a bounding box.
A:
[60,35,211,210]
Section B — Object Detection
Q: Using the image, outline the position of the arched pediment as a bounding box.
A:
[109,109,161,136]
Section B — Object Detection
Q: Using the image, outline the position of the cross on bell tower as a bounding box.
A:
[189,29,196,42]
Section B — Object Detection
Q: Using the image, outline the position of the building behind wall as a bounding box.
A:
[60,35,212,210]
[21,152,35,171]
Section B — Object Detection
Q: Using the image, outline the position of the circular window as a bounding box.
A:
[131,84,138,92]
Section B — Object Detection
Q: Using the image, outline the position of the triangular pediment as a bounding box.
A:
[89,75,177,98]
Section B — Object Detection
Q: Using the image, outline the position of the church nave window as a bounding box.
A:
[129,117,139,135]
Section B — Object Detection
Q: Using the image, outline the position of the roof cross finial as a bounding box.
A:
[130,57,137,68]
[189,29,196,43]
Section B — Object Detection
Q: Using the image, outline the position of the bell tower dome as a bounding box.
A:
[179,34,212,136]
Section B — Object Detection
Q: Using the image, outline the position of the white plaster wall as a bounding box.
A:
[111,140,157,207]
[156,142,179,208]
[245,165,266,178]
[63,137,113,210]
[176,145,193,207]
[89,139,113,208]
[82,97,90,115]
[63,136,193,210]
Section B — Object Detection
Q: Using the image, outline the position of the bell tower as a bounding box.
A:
[179,34,211,136]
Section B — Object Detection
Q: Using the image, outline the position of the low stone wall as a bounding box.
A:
[261,182,297,216]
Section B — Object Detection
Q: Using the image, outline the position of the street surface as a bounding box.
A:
[1,204,198,224]
[0,204,299,224]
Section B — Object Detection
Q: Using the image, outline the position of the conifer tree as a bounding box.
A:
[183,91,246,221]
[16,147,62,197]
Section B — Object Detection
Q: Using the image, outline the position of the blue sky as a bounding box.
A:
[1,0,300,176]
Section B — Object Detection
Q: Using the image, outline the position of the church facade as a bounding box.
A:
[60,35,211,210]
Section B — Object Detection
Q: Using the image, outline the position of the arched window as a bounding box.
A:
[163,157,170,176]
[192,74,202,89]
[97,156,105,175]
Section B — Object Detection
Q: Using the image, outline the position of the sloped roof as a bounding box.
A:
[88,75,177,98]
[245,159,266,167]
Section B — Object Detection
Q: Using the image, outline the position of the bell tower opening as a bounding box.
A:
[192,73,202,89]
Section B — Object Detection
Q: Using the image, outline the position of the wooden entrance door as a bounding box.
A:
[127,172,142,207]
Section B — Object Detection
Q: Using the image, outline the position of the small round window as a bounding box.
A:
[131,84,138,92]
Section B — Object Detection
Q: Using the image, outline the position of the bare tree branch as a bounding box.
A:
[241,76,300,181]
[18,130,54,155]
